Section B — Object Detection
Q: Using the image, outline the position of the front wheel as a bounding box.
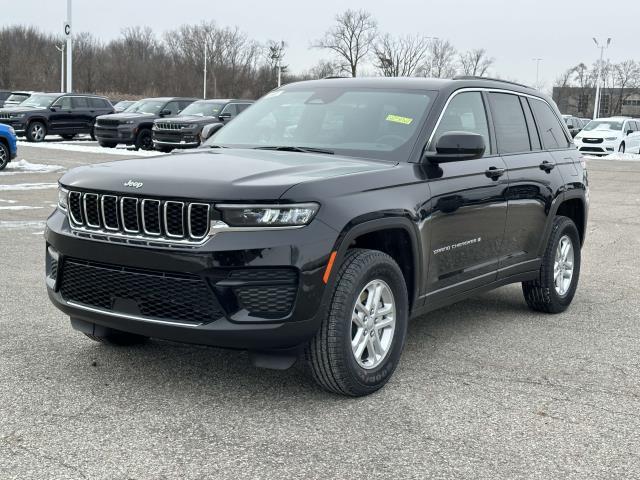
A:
[305,249,408,396]
[0,142,9,171]
[135,128,153,150]
[26,121,47,142]
[522,216,581,313]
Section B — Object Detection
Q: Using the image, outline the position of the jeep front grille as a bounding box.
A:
[67,191,211,245]
[155,123,183,130]
[0,113,11,120]
[96,118,120,127]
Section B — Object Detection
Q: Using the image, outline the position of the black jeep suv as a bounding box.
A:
[45,78,588,396]
[152,99,253,152]
[0,93,113,142]
[94,97,198,150]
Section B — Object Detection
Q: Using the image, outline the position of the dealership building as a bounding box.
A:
[552,87,640,118]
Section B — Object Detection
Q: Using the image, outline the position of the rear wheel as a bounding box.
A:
[0,142,9,171]
[135,128,153,150]
[26,121,46,142]
[522,216,581,313]
[305,249,408,396]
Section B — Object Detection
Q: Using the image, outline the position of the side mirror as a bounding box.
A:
[423,131,486,163]
[50,106,59,112]
[627,130,634,136]
[160,109,172,117]
[218,112,231,121]
[200,122,224,141]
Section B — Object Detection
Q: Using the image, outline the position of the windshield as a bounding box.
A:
[114,101,133,109]
[206,87,434,161]
[20,94,57,108]
[7,93,29,104]
[180,102,224,117]
[124,100,165,114]
[582,120,623,132]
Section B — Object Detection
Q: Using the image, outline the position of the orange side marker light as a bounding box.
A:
[323,251,338,284]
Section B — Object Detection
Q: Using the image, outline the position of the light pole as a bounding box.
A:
[64,0,72,93]
[593,37,612,119]
[203,42,207,99]
[532,58,542,88]
[269,41,285,88]
[55,44,64,92]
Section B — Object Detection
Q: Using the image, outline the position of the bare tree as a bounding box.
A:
[313,9,377,77]
[374,34,430,77]
[458,48,494,77]
[610,60,640,115]
[422,39,457,78]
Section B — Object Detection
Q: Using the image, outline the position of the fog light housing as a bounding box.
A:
[45,246,61,290]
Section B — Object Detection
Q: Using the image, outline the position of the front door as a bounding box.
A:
[49,96,78,134]
[424,91,508,298]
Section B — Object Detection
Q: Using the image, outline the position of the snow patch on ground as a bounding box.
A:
[584,153,640,161]
[0,159,65,175]
[0,183,57,191]
[17,141,162,157]
[0,199,18,204]
[0,205,43,211]
[0,220,46,229]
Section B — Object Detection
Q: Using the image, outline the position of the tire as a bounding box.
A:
[157,146,173,153]
[26,121,47,142]
[90,127,96,141]
[99,141,117,148]
[135,128,153,151]
[522,216,581,313]
[0,142,9,171]
[83,327,148,346]
[305,249,409,396]
[60,134,75,140]
[619,142,625,153]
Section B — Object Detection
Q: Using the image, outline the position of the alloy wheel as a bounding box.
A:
[554,235,574,296]
[32,124,45,142]
[351,279,396,369]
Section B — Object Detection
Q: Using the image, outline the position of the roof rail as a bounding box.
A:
[453,76,533,90]
[323,76,350,79]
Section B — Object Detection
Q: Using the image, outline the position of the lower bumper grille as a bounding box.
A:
[60,259,224,324]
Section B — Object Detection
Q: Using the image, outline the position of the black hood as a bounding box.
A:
[0,106,47,114]
[155,115,220,126]
[59,148,394,201]
[98,112,158,122]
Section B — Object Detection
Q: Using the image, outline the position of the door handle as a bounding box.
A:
[485,166,506,180]
[539,161,555,172]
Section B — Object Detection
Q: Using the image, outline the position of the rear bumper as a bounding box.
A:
[45,208,337,351]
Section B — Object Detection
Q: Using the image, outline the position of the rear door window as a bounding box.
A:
[72,97,89,109]
[431,91,491,153]
[488,93,530,154]
[529,98,570,150]
[237,103,252,113]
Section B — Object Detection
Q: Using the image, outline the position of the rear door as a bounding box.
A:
[424,90,508,298]
[493,94,569,277]
[71,96,92,133]
[625,120,640,152]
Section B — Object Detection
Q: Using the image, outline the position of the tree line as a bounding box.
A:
[554,60,640,116]
[0,9,495,100]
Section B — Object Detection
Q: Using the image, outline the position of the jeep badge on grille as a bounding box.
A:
[123,180,143,188]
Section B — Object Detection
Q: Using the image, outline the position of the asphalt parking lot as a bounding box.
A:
[1,141,639,479]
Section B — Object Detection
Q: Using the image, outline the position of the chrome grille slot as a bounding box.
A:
[101,195,119,230]
[156,123,182,130]
[188,203,210,239]
[121,197,140,233]
[164,202,185,238]
[66,190,211,246]
[0,113,11,119]
[83,193,101,228]
[142,199,161,235]
[68,191,84,224]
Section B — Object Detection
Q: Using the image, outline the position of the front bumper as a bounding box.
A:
[0,118,26,134]
[575,139,618,156]
[94,125,137,144]
[45,208,337,350]
[152,128,200,149]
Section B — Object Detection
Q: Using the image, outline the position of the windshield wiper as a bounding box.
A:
[254,145,334,155]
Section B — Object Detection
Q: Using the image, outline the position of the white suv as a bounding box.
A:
[574,117,640,155]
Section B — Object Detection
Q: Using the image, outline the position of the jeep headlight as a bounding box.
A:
[182,124,197,129]
[124,120,136,124]
[215,203,319,228]
[58,186,69,211]
[10,113,25,119]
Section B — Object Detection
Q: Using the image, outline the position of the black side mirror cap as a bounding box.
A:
[627,130,634,136]
[160,109,171,116]
[200,122,225,141]
[423,131,486,163]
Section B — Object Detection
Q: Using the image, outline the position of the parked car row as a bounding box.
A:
[574,117,640,155]
[0,91,253,151]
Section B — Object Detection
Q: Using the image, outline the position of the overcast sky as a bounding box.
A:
[4,0,638,91]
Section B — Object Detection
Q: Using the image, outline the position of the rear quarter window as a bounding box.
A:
[529,98,570,150]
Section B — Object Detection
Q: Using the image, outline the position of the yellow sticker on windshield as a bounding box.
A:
[386,114,413,125]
